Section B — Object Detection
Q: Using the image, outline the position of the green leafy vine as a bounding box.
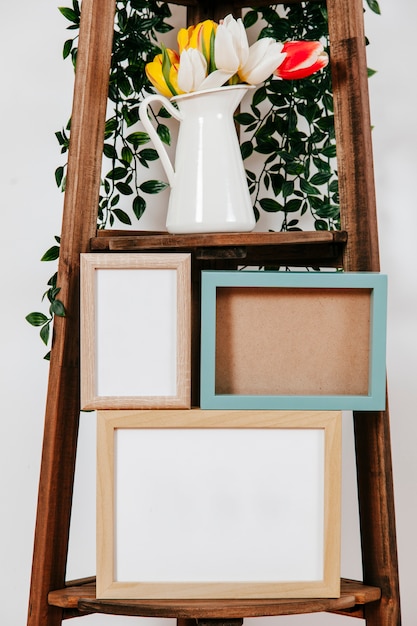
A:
[27,0,380,353]
[240,3,338,231]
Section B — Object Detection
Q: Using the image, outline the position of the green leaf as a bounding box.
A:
[300,178,320,195]
[321,144,337,158]
[58,7,79,23]
[310,171,332,185]
[271,173,284,195]
[367,67,377,78]
[315,203,340,218]
[41,246,60,262]
[26,312,49,327]
[40,322,50,346]
[329,180,339,193]
[282,181,294,198]
[126,131,150,147]
[133,196,146,220]
[131,0,149,8]
[235,113,257,126]
[118,75,132,97]
[155,21,174,34]
[365,0,381,14]
[55,166,65,188]
[63,39,73,59]
[139,148,159,162]
[252,87,267,107]
[47,272,58,287]
[255,139,280,155]
[140,180,169,194]
[116,182,134,195]
[113,208,132,225]
[46,286,61,303]
[243,10,258,28]
[50,299,66,317]
[285,162,304,176]
[121,146,134,164]
[157,124,171,145]
[284,198,302,212]
[55,130,68,147]
[315,219,329,231]
[103,143,118,159]
[157,106,171,118]
[240,141,253,160]
[105,118,118,136]
[106,166,127,180]
[259,198,282,213]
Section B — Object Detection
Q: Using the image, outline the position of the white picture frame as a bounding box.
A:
[80,253,191,409]
[96,409,341,600]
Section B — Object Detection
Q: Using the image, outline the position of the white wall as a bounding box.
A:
[1,1,416,625]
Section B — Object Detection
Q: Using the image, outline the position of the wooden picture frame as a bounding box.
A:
[96,409,341,600]
[200,271,387,411]
[80,253,191,409]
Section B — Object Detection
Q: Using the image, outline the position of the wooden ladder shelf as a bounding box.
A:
[27,0,401,625]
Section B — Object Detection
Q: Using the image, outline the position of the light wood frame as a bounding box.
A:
[80,252,191,409]
[96,409,341,600]
[200,271,387,411]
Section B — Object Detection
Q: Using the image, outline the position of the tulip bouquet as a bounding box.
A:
[146,14,328,99]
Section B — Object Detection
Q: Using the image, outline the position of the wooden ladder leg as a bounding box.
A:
[328,0,401,620]
[354,405,401,626]
[27,1,115,624]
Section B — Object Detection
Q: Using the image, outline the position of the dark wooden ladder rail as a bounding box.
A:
[27,0,401,625]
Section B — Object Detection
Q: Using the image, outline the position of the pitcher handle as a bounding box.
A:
[139,95,182,188]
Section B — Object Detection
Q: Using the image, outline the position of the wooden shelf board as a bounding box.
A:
[90,230,347,267]
[49,578,380,619]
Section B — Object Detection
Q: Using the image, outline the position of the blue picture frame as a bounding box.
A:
[200,271,387,411]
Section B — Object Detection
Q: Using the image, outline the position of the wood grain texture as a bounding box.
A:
[96,409,341,600]
[325,1,401,622]
[327,0,380,272]
[91,230,348,248]
[354,404,401,626]
[90,230,347,267]
[27,1,115,625]
[49,578,381,617]
[80,253,191,409]
[326,0,401,623]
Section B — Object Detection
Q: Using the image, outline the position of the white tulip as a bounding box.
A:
[239,38,285,85]
[177,48,208,92]
[214,15,249,74]
[214,15,285,86]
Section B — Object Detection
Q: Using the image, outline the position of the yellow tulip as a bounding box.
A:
[177,19,217,73]
[145,47,183,98]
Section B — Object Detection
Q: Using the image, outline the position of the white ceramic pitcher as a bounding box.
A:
[139,85,256,234]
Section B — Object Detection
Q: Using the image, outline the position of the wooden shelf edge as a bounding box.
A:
[49,578,381,619]
[89,230,347,267]
[91,230,347,249]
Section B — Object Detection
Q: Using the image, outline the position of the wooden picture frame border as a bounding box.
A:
[200,271,387,411]
[80,252,191,409]
[96,409,341,600]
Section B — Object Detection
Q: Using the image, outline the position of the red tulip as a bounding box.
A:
[274,41,328,80]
